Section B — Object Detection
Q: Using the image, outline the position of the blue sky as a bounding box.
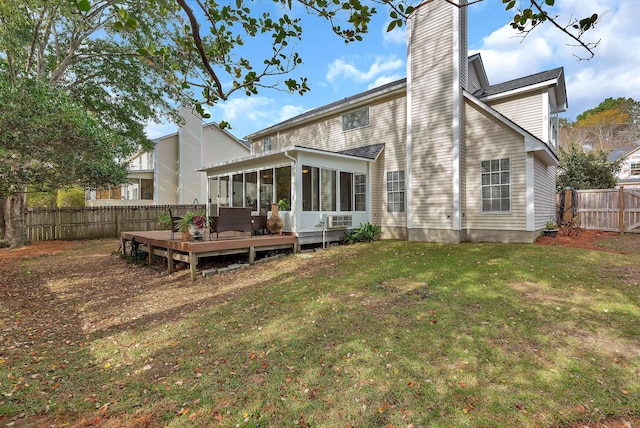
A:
[146,0,640,141]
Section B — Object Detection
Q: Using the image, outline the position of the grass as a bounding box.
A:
[0,239,639,427]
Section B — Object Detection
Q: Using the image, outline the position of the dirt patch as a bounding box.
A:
[0,239,82,262]
[535,228,640,254]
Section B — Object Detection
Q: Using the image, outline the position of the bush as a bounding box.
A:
[344,222,381,244]
[57,187,86,208]
[26,189,56,208]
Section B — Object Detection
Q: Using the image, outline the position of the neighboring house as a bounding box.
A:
[86,106,250,206]
[200,1,563,244]
[608,146,640,188]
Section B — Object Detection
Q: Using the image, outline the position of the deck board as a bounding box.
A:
[121,230,298,280]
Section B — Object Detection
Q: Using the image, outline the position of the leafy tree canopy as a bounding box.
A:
[557,142,620,190]
[65,0,603,123]
[560,98,640,152]
[0,76,131,198]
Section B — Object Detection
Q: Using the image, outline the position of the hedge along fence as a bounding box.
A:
[25,204,206,241]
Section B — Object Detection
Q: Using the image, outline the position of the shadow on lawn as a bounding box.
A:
[0,239,638,427]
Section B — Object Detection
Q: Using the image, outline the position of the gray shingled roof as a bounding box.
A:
[338,143,385,159]
[608,147,635,162]
[472,68,563,98]
[294,143,385,160]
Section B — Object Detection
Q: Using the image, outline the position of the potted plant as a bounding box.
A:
[543,220,559,237]
[157,211,172,230]
[277,198,290,211]
[176,211,207,241]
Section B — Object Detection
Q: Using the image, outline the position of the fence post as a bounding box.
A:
[619,186,625,235]
[563,188,573,225]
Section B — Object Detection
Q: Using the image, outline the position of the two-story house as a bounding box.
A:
[86,105,250,206]
[200,1,564,244]
[608,146,640,188]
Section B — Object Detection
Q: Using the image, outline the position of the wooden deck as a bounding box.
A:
[121,230,298,280]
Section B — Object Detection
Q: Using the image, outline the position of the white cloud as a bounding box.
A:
[326,55,404,84]
[210,96,308,138]
[145,121,176,139]
[471,1,640,120]
[277,104,307,122]
[382,21,406,45]
[367,74,404,90]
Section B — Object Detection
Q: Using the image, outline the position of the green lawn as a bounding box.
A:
[1,239,638,427]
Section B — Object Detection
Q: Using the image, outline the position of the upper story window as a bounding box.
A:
[631,162,640,176]
[549,97,558,148]
[263,136,272,151]
[342,107,369,131]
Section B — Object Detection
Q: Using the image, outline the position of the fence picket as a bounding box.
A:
[26,205,205,241]
[573,188,640,233]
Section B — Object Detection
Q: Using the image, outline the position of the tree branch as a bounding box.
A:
[175,0,226,101]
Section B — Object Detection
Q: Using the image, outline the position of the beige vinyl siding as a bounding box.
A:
[487,91,544,141]
[178,108,203,204]
[468,67,481,93]
[261,93,407,230]
[458,8,467,230]
[273,93,405,154]
[465,101,527,231]
[155,134,179,205]
[409,2,456,230]
[534,160,557,228]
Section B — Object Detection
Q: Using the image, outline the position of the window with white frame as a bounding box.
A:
[355,174,366,211]
[386,170,405,213]
[342,107,369,131]
[481,158,510,213]
[630,162,640,176]
[549,98,558,148]
[263,136,272,151]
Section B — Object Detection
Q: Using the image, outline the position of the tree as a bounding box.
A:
[1,0,601,247]
[556,143,620,190]
[160,0,602,114]
[559,98,640,152]
[0,0,188,246]
[0,76,129,246]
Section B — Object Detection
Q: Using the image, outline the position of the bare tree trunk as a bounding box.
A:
[0,197,5,246]
[1,193,28,248]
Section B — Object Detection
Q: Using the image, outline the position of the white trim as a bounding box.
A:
[406,14,413,229]
[525,153,536,231]
[541,90,549,143]
[464,90,558,165]
[153,141,159,205]
[452,5,462,231]
[480,79,559,102]
[199,145,380,172]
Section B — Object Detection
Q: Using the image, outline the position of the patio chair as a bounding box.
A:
[168,208,181,240]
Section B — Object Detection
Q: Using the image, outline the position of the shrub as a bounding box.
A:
[344,222,381,244]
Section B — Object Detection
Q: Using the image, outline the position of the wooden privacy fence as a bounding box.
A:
[560,188,640,234]
[26,204,206,241]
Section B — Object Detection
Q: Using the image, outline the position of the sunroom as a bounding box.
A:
[200,144,383,245]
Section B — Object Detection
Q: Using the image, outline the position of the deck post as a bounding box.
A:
[249,246,256,264]
[167,248,174,273]
[121,237,128,257]
[189,252,198,281]
[148,245,155,265]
